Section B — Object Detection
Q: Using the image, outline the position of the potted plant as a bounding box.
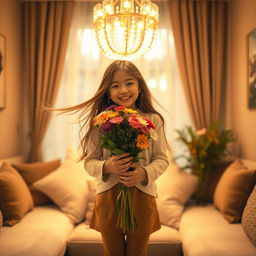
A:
[175,122,235,204]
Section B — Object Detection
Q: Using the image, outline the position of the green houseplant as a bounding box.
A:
[175,122,235,204]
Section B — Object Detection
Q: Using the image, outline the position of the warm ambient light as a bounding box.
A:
[93,0,159,60]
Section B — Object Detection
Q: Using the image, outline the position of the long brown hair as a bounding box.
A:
[45,60,169,161]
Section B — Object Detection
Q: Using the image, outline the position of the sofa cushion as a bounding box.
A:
[204,161,233,202]
[213,159,256,223]
[0,162,34,226]
[0,205,74,256]
[12,159,61,206]
[242,185,256,246]
[84,179,97,225]
[33,160,90,224]
[156,162,198,229]
[180,204,256,256]
[68,223,182,256]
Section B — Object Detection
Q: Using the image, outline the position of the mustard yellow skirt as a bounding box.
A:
[90,183,161,236]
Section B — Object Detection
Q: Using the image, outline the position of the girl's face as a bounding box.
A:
[108,70,140,109]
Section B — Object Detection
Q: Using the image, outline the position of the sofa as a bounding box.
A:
[0,154,256,256]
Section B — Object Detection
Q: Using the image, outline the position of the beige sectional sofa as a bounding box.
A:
[0,156,255,256]
[0,205,73,256]
[180,205,256,256]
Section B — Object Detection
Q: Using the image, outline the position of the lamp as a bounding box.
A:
[93,0,159,60]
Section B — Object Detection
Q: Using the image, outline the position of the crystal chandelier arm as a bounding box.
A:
[95,28,108,56]
[113,0,120,6]
[128,16,146,55]
[125,16,129,55]
[104,17,122,55]
[134,0,142,7]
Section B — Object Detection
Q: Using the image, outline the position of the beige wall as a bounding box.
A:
[0,0,23,159]
[227,0,256,160]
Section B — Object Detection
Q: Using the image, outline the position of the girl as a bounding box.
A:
[52,60,170,256]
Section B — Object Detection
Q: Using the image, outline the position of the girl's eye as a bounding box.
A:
[127,83,134,86]
[111,84,119,89]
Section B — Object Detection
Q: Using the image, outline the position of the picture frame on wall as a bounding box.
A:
[248,28,256,109]
[0,33,6,110]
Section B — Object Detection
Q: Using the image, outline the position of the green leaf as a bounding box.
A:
[113,148,126,155]
[108,139,115,148]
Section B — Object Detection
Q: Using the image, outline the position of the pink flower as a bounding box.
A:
[109,116,124,124]
[128,115,144,129]
[114,106,126,111]
[140,126,149,135]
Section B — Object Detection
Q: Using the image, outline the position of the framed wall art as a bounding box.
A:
[248,29,256,109]
[0,34,6,110]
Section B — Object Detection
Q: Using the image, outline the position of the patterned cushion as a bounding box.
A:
[242,185,256,245]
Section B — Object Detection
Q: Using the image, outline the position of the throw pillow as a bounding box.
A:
[213,159,256,223]
[204,161,233,202]
[0,162,34,226]
[12,159,61,206]
[84,179,97,225]
[155,162,198,229]
[33,160,90,224]
[242,185,256,246]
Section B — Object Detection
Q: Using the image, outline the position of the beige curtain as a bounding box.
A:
[169,0,228,129]
[23,0,74,161]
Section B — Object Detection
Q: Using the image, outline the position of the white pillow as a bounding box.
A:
[156,162,198,229]
[33,160,90,224]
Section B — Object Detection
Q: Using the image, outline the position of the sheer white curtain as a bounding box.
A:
[42,1,193,161]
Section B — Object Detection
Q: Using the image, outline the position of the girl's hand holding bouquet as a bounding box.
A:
[118,163,148,187]
[103,154,147,186]
[103,153,133,174]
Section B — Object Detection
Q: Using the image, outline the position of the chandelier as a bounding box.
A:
[93,0,159,60]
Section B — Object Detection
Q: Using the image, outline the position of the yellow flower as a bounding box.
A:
[124,108,138,114]
[108,111,119,118]
[136,134,149,149]
[136,115,148,126]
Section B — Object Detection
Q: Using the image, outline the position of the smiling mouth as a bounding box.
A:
[119,96,131,100]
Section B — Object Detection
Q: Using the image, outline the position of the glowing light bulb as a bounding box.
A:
[137,21,144,29]
[124,1,131,9]
[97,10,103,17]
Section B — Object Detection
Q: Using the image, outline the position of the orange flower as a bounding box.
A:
[136,134,149,149]
[93,111,109,126]
[196,128,207,136]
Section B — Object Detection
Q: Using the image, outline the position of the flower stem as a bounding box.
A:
[116,183,137,233]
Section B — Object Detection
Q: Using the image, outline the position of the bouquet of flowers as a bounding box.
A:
[93,105,158,232]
